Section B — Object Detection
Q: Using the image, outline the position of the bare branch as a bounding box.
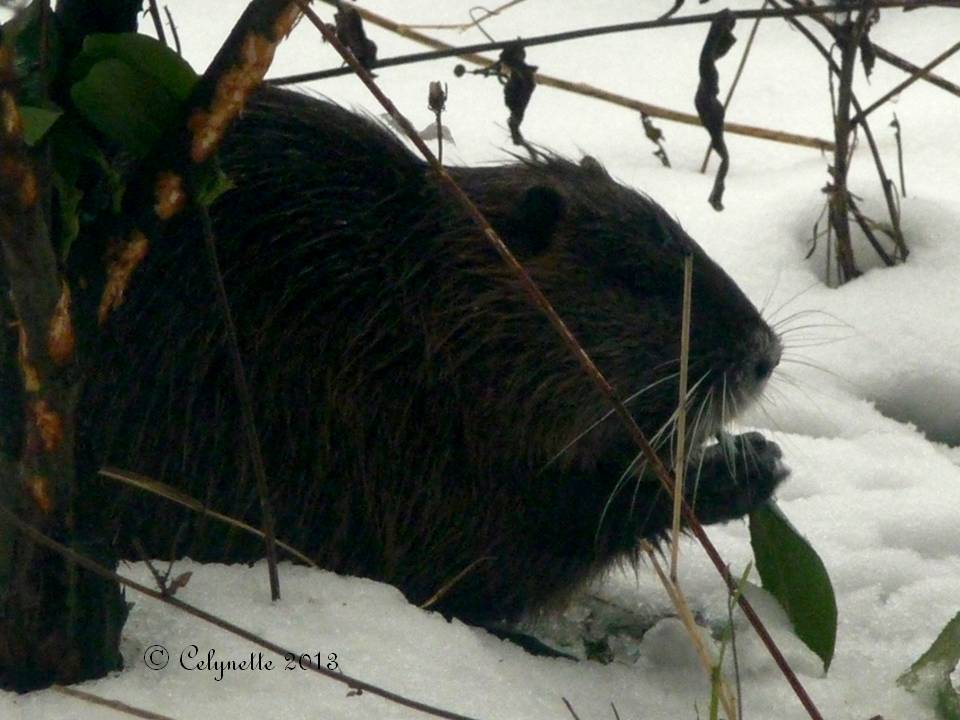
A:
[54,685,180,720]
[852,39,960,123]
[272,4,835,153]
[782,0,960,98]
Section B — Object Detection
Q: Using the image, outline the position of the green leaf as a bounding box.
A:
[19,105,62,146]
[193,160,235,208]
[48,118,124,259]
[68,33,198,158]
[898,612,960,720]
[51,170,83,259]
[71,33,197,102]
[71,58,183,157]
[749,501,838,672]
[3,0,63,106]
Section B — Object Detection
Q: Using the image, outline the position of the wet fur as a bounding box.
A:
[80,87,786,624]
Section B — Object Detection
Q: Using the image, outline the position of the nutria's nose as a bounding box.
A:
[753,333,782,382]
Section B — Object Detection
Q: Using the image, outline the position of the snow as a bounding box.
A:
[3,1,960,718]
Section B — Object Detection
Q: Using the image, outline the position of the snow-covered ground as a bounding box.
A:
[3,1,959,718]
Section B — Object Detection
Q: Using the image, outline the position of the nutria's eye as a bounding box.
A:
[504,185,566,256]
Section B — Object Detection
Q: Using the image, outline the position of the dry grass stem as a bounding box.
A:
[99,467,317,567]
[643,541,739,720]
[669,256,693,580]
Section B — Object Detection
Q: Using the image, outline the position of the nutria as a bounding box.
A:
[78,86,786,625]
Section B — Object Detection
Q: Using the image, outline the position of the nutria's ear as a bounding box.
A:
[505,185,566,256]
[579,155,609,177]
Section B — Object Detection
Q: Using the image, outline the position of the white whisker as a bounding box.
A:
[539,369,680,474]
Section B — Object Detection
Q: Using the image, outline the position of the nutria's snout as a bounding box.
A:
[752,328,783,384]
[714,324,782,420]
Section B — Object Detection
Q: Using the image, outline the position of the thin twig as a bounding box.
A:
[54,685,180,720]
[147,0,167,47]
[132,538,175,595]
[296,4,826,719]
[0,503,483,720]
[848,195,895,265]
[399,0,528,32]
[700,2,767,173]
[783,0,960,98]
[164,6,182,56]
[197,203,282,601]
[99,467,318,566]
[562,697,583,720]
[420,556,494,609]
[904,0,960,7]
[852,38,960,123]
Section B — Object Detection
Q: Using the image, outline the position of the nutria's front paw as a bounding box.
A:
[686,431,789,525]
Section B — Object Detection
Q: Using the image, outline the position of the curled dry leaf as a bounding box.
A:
[500,41,537,147]
[167,571,193,596]
[859,8,879,78]
[334,5,377,71]
[695,9,736,211]
[860,31,876,77]
[640,112,671,168]
[823,10,878,79]
[419,122,455,143]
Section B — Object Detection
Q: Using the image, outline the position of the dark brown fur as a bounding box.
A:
[80,87,786,624]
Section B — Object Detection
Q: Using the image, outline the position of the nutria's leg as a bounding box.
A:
[626,431,789,541]
[443,434,787,656]
[685,431,789,525]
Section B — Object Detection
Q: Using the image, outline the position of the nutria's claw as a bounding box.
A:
[738,430,782,460]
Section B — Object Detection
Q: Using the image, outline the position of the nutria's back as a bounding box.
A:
[81,87,785,623]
